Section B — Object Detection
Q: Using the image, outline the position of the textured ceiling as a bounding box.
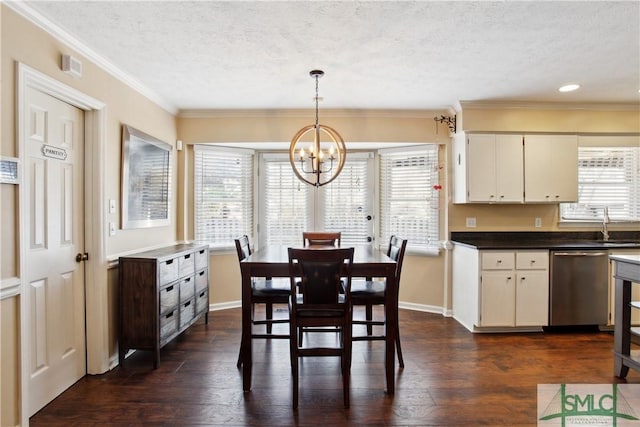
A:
[13,1,640,113]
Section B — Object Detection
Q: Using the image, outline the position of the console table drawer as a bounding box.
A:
[160,283,179,313]
[195,269,208,294]
[159,258,179,285]
[179,253,195,278]
[196,289,208,314]
[195,248,208,271]
[179,276,195,302]
[180,298,195,329]
[160,309,178,340]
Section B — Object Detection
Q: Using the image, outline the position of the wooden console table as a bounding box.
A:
[119,243,210,368]
[612,254,640,378]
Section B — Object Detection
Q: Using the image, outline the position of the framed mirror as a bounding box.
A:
[121,125,172,229]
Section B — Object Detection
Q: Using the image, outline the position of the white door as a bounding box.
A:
[23,86,86,416]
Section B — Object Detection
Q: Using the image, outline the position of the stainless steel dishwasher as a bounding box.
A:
[549,250,609,326]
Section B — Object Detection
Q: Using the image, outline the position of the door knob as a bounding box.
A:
[366,215,372,221]
[75,253,89,263]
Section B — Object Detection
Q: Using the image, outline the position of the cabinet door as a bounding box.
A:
[467,134,497,202]
[550,135,578,201]
[515,271,549,326]
[524,135,578,202]
[480,271,515,326]
[495,135,524,203]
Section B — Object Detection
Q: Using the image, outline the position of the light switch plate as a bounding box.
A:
[466,217,477,228]
[109,222,116,236]
[535,217,542,228]
[109,199,116,214]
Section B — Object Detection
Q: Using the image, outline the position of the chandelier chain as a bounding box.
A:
[314,74,320,127]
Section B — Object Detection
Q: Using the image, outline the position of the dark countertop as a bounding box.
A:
[450,231,640,251]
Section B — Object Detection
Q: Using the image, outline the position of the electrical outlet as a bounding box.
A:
[466,217,477,228]
[535,217,542,228]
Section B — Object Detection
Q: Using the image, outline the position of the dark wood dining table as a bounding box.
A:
[239,244,399,394]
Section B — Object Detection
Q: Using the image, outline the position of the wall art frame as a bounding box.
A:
[121,124,172,229]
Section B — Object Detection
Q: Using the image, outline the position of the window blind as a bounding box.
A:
[560,146,640,222]
[262,155,310,246]
[321,155,372,246]
[194,146,253,248]
[379,145,440,251]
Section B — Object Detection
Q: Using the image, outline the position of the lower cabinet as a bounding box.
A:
[119,243,210,368]
[453,245,549,331]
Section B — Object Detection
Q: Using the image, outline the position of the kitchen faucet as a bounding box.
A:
[602,206,610,241]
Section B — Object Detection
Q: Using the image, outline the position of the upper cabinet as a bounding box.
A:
[454,133,523,203]
[523,134,578,203]
[453,132,578,204]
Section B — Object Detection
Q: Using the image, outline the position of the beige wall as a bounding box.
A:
[177,112,451,311]
[1,298,19,427]
[1,6,178,424]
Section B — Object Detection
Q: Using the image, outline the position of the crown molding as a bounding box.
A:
[5,1,178,115]
[460,100,640,111]
[178,108,452,119]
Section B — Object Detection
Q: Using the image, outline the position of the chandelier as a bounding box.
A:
[289,70,346,187]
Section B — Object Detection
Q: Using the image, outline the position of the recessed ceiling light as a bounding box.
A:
[559,84,580,92]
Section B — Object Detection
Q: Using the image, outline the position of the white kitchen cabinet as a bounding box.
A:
[454,133,523,203]
[523,134,578,202]
[454,132,578,204]
[515,251,550,326]
[452,245,549,331]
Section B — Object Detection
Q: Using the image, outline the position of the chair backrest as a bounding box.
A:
[288,247,354,306]
[302,231,341,247]
[387,235,408,283]
[234,235,252,263]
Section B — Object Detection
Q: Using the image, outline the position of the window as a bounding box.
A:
[194,145,441,253]
[259,153,373,247]
[194,146,253,248]
[560,143,640,222]
[379,145,440,252]
[261,154,310,245]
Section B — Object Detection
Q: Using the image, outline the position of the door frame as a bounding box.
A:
[17,63,108,425]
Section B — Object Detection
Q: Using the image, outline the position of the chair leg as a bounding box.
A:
[365,304,373,335]
[266,302,273,334]
[236,342,243,368]
[291,326,299,409]
[396,317,404,368]
[342,324,351,408]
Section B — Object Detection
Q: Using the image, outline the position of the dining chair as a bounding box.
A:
[234,235,290,368]
[349,235,408,368]
[288,247,354,409]
[302,231,341,247]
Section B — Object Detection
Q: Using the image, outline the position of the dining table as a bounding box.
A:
[239,244,399,394]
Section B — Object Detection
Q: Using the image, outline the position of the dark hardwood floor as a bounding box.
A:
[30,307,639,426]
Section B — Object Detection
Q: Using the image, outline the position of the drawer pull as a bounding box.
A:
[165,285,174,292]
